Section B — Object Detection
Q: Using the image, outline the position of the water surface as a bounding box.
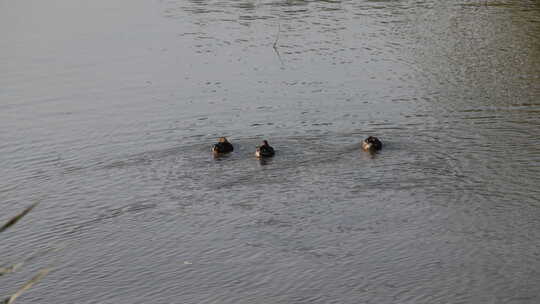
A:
[1,0,539,303]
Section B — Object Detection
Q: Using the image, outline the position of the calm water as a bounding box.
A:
[1,0,540,303]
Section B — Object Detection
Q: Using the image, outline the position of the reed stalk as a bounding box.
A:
[1,203,49,304]
[2,269,50,304]
[0,203,38,233]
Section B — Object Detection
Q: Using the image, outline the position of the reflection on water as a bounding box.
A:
[1,0,540,303]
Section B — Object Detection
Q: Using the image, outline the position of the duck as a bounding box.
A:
[361,136,382,152]
[212,137,234,154]
[255,140,275,158]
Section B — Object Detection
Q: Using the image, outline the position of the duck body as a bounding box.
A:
[255,140,275,158]
[361,136,382,152]
[212,137,234,154]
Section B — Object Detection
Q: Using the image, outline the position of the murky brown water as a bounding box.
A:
[1,0,539,303]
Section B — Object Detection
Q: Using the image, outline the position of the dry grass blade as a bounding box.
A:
[0,263,23,277]
[0,245,57,277]
[2,268,50,304]
[0,203,38,233]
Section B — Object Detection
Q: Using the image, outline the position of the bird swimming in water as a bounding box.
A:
[212,137,234,155]
[361,136,382,152]
[255,140,275,158]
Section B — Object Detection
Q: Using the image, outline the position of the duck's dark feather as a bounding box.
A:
[213,142,234,154]
[255,145,275,158]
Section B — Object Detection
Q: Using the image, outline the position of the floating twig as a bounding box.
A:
[273,22,281,50]
[272,19,284,65]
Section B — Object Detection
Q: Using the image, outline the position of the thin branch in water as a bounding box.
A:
[273,22,281,50]
[273,43,284,66]
[0,203,39,233]
[3,268,50,304]
[272,20,284,66]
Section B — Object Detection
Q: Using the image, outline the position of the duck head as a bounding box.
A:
[362,136,382,152]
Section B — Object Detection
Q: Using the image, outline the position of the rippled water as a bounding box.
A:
[1,0,540,303]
